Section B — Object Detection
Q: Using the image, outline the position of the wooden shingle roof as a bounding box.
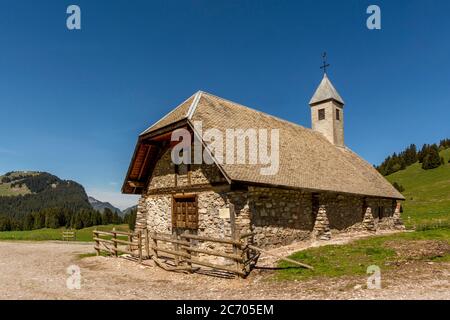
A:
[124,91,404,200]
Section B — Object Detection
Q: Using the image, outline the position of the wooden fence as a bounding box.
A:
[93,229,143,262]
[62,230,76,241]
[93,229,313,278]
[93,229,259,278]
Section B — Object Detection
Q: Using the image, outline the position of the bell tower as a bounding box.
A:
[309,55,345,146]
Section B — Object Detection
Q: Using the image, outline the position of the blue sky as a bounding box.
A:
[0,0,449,209]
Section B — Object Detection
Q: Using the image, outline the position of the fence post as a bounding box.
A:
[145,229,150,259]
[138,230,143,263]
[94,229,99,256]
[228,203,243,278]
[152,231,158,258]
[234,231,244,278]
[183,230,193,273]
[112,228,118,257]
[173,232,180,267]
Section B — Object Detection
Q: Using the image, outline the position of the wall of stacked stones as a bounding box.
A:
[366,198,397,230]
[148,147,227,190]
[247,187,313,247]
[134,147,400,248]
[136,188,250,255]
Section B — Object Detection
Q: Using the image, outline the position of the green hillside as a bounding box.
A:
[0,171,38,196]
[386,148,450,228]
[0,171,92,220]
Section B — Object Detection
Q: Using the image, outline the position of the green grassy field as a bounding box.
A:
[0,224,129,242]
[277,226,450,280]
[386,148,450,228]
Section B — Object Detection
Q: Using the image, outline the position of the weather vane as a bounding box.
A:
[320,52,330,75]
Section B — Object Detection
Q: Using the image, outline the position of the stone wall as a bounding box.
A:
[366,198,397,230]
[246,187,399,247]
[140,188,250,236]
[148,147,227,191]
[247,187,370,247]
[136,146,401,248]
[248,187,313,247]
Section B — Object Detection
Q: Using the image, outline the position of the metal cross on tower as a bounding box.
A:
[320,52,330,75]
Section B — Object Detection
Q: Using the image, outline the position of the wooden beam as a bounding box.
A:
[128,180,145,188]
[247,245,314,270]
[137,145,152,180]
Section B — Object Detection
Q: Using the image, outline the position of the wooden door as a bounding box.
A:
[172,195,198,230]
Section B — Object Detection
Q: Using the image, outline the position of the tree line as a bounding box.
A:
[0,207,138,231]
[377,138,450,176]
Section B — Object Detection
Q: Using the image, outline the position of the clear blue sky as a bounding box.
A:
[0,0,449,209]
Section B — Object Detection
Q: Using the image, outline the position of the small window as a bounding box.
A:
[336,109,340,120]
[318,109,325,120]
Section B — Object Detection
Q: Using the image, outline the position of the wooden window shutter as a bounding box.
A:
[172,195,198,230]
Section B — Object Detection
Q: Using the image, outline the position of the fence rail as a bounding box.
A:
[93,228,259,278]
[92,227,314,277]
[93,229,142,262]
[62,230,76,241]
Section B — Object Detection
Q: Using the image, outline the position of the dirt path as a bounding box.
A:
[0,240,449,300]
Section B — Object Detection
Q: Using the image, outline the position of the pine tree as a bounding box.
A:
[422,145,441,170]
[127,209,137,231]
[392,182,405,192]
[102,208,114,225]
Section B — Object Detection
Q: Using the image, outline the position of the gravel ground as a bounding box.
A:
[0,239,448,300]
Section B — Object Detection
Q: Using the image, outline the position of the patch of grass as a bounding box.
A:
[0,224,130,242]
[0,182,31,196]
[276,228,450,280]
[386,149,450,228]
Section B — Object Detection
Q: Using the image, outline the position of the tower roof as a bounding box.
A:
[309,74,344,106]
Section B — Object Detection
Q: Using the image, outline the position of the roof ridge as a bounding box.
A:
[140,91,200,135]
[186,91,202,119]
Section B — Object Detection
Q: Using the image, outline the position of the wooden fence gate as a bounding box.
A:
[62,230,76,241]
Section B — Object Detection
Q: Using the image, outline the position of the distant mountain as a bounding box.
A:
[0,171,92,220]
[123,205,137,215]
[88,196,123,216]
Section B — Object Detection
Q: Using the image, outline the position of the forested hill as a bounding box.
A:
[376,139,450,227]
[0,171,133,231]
[0,171,92,230]
[0,171,96,231]
[376,138,450,176]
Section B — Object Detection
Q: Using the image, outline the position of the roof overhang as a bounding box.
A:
[121,119,189,194]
